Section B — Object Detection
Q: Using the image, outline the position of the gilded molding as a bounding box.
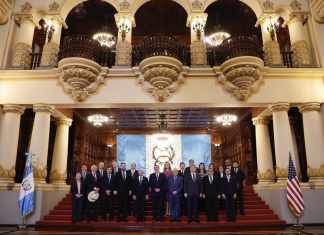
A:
[276,167,288,178]
[257,169,275,181]
[269,102,290,113]
[14,2,37,26]
[33,103,54,114]
[252,117,270,126]
[307,165,324,177]
[298,102,321,113]
[216,56,264,101]
[2,104,25,115]
[58,57,109,102]
[56,118,72,126]
[0,165,16,179]
[136,56,188,102]
[49,170,67,182]
[33,165,47,179]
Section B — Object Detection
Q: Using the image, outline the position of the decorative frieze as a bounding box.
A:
[292,40,312,67]
[40,42,59,67]
[11,42,32,69]
[136,56,188,102]
[116,40,132,66]
[58,57,109,102]
[276,167,288,178]
[263,40,283,66]
[190,41,207,65]
[216,56,264,100]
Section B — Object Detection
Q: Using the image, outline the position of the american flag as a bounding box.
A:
[287,154,304,217]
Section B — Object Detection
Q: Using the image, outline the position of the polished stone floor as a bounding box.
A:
[1,227,324,235]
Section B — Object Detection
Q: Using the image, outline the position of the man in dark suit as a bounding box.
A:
[178,162,185,177]
[116,162,132,221]
[85,164,100,221]
[149,164,167,221]
[184,159,195,177]
[81,164,88,182]
[102,166,116,220]
[80,164,88,219]
[96,161,106,220]
[127,162,138,215]
[112,160,120,176]
[184,165,202,223]
[178,162,186,216]
[132,169,149,221]
[168,169,183,222]
[233,161,245,215]
[203,168,221,221]
[71,172,85,223]
[222,168,237,221]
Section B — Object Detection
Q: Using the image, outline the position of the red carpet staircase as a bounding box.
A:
[36,186,285,231]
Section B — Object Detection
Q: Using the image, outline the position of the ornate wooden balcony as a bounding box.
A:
[132,36,190,66]
[59,35,115,68]
[207,35,263,67]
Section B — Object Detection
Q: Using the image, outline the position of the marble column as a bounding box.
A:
[252,117,275,184]
[288,13,312,67]
[299,102,324,186]
[115,13,134,66]
[187,13,207,66]
[11,2,35,69]
[0,104,25,186]
[49,118,72,185]
[29,104,54,184]
[270,102,299,184]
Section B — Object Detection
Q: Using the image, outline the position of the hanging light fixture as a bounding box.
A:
[117,17,131,41]
[92,32,116,48]
[87,114,109,127]
[205,31,231,47]
[215,114,238,126]
[192,16,206,41]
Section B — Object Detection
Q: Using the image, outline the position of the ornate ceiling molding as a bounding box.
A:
[215,56,264,101]
[58,58,109,102]
[134,56,189,102]
[0,0,13,25]
[311,0,324,23]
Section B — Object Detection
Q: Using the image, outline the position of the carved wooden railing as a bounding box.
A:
[207,35,263,67]
[59,35,115,68]
[132,36,190,66]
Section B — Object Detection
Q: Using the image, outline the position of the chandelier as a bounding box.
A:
[205,32,231,47]
[92,32,116,48]
[215,114,238,126]
[87,114,109,127]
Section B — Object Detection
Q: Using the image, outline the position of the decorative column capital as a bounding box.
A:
[252,117,270,126]
[311,0,324,23]
[269,102,290,113]
[186,12,208,27]
[2,104,25,115]
[298,102,321,113]
[56,118,72,127]
[33,103,54,114]
[0,0,14,25]
[14,2,37,26]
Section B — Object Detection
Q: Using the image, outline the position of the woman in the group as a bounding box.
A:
[198,162,206,212]
[163,162,172,216]
[208,162,216,173]
[71,172,85,223]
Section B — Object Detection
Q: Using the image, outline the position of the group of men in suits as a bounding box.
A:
[71,159,245,223]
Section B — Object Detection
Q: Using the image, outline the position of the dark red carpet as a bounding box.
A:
[36,187,286,231]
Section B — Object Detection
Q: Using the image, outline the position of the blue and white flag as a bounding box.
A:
[18,153,35,217]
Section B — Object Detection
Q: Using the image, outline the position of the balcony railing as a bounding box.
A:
[207,35,263,67]
[59,35,115,67]
[132,36,190,66]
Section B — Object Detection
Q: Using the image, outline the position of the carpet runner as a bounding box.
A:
[36,186,286,231]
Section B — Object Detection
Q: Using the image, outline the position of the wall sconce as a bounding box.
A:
[214,143,221,147]
[117,17,131,41]
[107,144,113,148]
[266,17,278,41]
[192,17,205,41]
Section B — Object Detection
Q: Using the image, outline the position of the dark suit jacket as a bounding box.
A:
[112,167,121,176]
[116,171,133,194]
[101,174,116,191]
[127,169,139,180]
[203,175,221,197]
[81,171,88,183]
[222,175,237,196]
[232,168,245,190]
[178,170,185,177]
[184,174,202,196]
[71,179,85,199]
[149,172,167,196]
[184,167,198,177]
[133,176,149,197]
[167,175,183,197]
[85,172,99,193]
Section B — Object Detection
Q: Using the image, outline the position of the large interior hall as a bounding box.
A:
[0,0,324,234]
